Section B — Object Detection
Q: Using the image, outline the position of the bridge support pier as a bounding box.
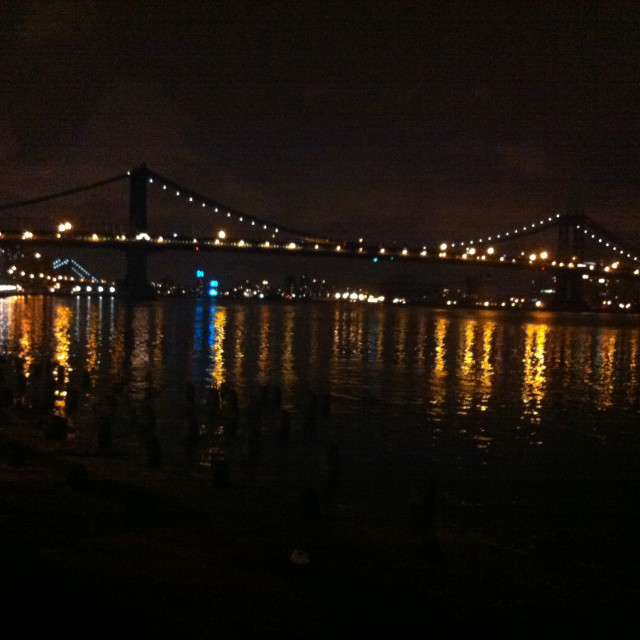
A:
[553,270,588,311]
[118,165,156,299]
[120,246,156,299]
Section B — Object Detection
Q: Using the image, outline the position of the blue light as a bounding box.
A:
[373,257,378,263]
[209,280,218,288]
[208,289,218,297]
[196,270,204,278]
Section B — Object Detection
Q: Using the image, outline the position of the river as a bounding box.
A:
[2,295,639,438]
[2,295,640,571]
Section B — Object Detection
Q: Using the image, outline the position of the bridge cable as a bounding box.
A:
[0,173,129,212]
[148,169,340,245]
[581,216,640,256]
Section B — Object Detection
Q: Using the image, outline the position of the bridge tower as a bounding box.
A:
[553,211,588,310]
[120,165,155,299]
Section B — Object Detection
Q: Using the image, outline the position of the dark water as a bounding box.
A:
[3,296,640,558]
[2,296,640,458]
[2,295,639,592]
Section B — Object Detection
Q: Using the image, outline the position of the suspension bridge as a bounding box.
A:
[1,165,639,308]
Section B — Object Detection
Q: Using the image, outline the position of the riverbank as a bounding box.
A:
[2,402,639,638]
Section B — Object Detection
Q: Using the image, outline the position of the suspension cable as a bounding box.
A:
[148,169,339,245]
[0,173,129,212]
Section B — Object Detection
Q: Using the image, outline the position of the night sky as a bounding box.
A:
[1,1,639,285]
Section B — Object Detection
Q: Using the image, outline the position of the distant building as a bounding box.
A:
[52,258,99,281]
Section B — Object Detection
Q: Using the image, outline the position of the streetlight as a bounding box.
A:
[57,221,72,237]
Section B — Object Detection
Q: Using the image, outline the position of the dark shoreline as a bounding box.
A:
[2,403,639,637]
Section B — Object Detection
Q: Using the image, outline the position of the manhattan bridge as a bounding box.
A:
[1,165,639,310]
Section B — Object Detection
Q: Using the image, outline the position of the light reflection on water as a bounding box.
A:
[1,297,640,465]
[521,323,548,423]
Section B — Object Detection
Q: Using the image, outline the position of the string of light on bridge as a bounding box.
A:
[576,222,640,265]
[6,166,633,276]
[137,169,339,246]
[436,213,640,272]
[123,168,640,270]
[142,176,640,270]
[440,213,563,250]
[146,175,280,237]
